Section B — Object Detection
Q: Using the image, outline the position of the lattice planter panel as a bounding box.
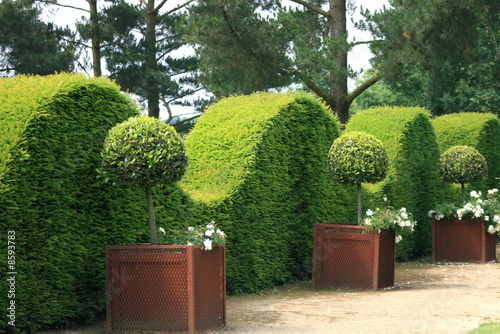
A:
[312,224,395,290]
[106,244,226,334]
[432,217,496,263]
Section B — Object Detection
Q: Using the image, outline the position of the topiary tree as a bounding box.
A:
[328,131,389,224]
[439,145,488,203]
[99,115,188,244]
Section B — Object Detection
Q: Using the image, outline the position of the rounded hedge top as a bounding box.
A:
[438,145,487,184]
[100,115,188,188]
[328,131,389,185]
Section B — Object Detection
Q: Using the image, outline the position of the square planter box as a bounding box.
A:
[106,244,226,334]
[432,217,496,263]
[312,224,395,290]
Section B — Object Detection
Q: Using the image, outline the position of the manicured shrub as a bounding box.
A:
[100,115,188,243]
[439,145,488,202]
[181,92,354,293]
[433,112,500,196]
[0,74,145,332]
[328,131,389,223]
[345,106,441,259]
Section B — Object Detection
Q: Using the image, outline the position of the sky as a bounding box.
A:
[44,0,390,117]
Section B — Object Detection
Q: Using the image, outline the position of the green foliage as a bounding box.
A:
[345,106,441,260]
[0,74,145,332]
[78,0,202,117]
[182,92,354,293]
[0,0,76,75]
[362,0,500,116]
[439,146,487,185]
[328,131,388,185]
[432,113,500,193]
[100,115,187,188]
[468,322,500,334]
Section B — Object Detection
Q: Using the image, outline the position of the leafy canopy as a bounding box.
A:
[328,131,389,185]
[439,145,487,185]
[100,115,188,188]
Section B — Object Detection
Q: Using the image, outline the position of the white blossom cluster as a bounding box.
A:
[431,189,500,234]
[364,206,417,243]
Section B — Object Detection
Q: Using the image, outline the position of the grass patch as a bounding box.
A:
[468,323,500,333]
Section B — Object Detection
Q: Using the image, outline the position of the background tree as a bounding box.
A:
[76,0,204,120]
[186,0,381,124]
[0,0,76,76]
[361,0,500,116]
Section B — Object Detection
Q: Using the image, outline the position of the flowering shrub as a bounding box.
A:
[429,189,500,234]
[157,221,226,250]
[361,199,417,243]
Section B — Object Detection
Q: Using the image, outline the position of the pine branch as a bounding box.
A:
[289,0,329,17]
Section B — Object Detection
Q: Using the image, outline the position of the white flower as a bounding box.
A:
[187,242,193,245]
[364,218,371,226]
[205,229,214,237]
[488,188,498,195]
[158,227,166,235]
[485,215,490,221]
[203,239,213,250]
[428,210,436,218]
[487,225,496,234]
[494,215,500,223]
[206,221,215,230]
[395,235,403,243]
[400,212,408,220]
[217,229,225,238]
[366,209,374,216]
[470,190,481,198]
[187,226,195,231]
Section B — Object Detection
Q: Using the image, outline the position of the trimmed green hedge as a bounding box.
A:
[181,92,355,293]
[0,74,149,332]
[345,106,441,260]
[432,112,500,198]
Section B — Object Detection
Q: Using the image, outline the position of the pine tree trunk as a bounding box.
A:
[329,0,349,124]
[145,0,160,118]
[89,0,101,77]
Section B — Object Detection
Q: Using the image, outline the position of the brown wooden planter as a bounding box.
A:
[312,224,395,290]
[432,217,496,263]
[106,244,226,334]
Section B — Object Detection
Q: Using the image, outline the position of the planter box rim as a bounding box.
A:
[315,223,373,230]
[106,244,223,250]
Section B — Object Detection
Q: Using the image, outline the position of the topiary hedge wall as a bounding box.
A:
[432,112,500,199]
[0,74,152,332]
[345,106,441,260]
[181,92,356,293]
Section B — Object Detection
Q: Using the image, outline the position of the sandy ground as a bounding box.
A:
[44,247,499,334]
[211,260,500,334]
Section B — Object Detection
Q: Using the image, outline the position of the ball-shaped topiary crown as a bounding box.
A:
[328,131,389,185]
[438,145,487,185]
[100,115,188,188]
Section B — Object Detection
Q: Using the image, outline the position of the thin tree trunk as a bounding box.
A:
[88,0,101,77]
[145,0,160,118]
[146,185,157,244]
[357,183,362,225]
[329,0,348,124]
[461,183,466,203]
